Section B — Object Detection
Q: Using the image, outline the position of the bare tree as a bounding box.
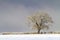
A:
[27,12,53,34]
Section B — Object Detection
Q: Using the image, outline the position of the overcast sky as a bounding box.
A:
[0,0,60,32]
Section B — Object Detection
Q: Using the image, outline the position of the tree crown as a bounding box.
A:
[27,12,53,30]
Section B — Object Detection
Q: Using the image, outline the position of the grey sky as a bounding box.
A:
[0,0,60,32]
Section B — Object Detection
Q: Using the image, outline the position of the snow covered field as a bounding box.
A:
[0,34,60,40]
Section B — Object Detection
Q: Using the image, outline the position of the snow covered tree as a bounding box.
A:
[27,12,53,34]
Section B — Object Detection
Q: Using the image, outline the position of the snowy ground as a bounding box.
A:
[0,34,60,40]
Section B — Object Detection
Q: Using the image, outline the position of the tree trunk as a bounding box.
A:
[37,29,40,34]
[37,19,42,34]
